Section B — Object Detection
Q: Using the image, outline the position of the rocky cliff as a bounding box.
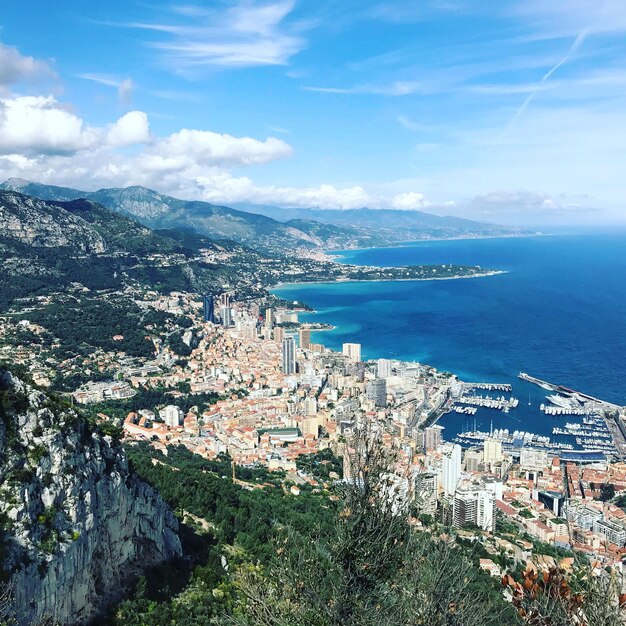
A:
[0,369,182,625]
[0,191,106,253]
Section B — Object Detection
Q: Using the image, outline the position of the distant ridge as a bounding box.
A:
[0,178,524,251]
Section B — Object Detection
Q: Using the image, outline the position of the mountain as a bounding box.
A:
[0,177,87,202]
[233,203,518,240]
[0,179,373,252]
[0,190,184,256]
[0,179,523,250]
[0,190,265,312]
[84,187,403,251]
[0,191,107,253]
[0,368,181,625]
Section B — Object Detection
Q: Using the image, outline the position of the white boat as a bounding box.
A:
[547,394,575,409]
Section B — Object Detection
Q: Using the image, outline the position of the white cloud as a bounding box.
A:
[0,96,99,155]
[106,111,151,146]
[304,80,436,97]
[78,73,134,105]
[152,129,293,166]
[118,78,134,105]
[391,191,429,210]
[0,128,434,209]
[510,0,626,37]
[121,0,307,71]
[453,189,606,225]
[0,43,55,88]
[192,175,430,210]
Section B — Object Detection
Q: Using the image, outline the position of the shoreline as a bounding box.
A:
[271,269,508,291]
[322,232,547,260]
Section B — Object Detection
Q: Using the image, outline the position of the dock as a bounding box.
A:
[466,382,512,392]
[519,372,626,459]
[518,372,622,411]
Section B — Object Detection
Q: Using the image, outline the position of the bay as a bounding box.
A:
[273,232,626,440]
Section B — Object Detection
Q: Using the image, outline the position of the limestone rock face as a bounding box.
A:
[0,191,106,252]
[0,370,182,625]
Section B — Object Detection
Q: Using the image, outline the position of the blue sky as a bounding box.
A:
[1,0,626,225]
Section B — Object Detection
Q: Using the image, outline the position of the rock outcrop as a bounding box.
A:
[0,191,106,253]
[0,369,182,625]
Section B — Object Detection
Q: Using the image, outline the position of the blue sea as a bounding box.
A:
[273,232,626,441]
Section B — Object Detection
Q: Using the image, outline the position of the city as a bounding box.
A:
[16,286,624,578]
[2,2,626,624]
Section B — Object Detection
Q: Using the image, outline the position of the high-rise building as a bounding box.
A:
[281,336,296,375]
[414,472,438,516]
[243,323,257,340]
[342,342,362,363]
[483,438,503,469]
[453,483,496,532]
[274,326,284,344]
[464,448,483,472]
[442,443,462,497]
[303,397,318,416]
[299,328,311,350]
[160,405,184,428]
[421,425,443,452]
[265,308,274,329]
[202,294,215,323]
[220,306,232,327]
[520,447,549,473]
[366,378,387,407]
[537,490,564,517]
[377,358,392,378]
[476,489,497,531]
[453,486,477,528]
[220,293,231,307]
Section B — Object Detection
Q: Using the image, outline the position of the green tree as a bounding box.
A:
[599,483,616,502]
[229,427,512,626]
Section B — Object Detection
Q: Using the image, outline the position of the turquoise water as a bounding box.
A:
[274,233,626,440]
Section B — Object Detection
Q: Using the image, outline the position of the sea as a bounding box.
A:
[273,231,626,442]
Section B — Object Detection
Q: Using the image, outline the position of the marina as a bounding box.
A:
[518,372,622,411]
[466,382,512,392]
[443,373,626,460]
[458,394,519,410]
[453,428,574,453]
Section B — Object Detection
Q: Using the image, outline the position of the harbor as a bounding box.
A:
[458,394,519,411]
[441,373,626,461]
[519,372,622,411]
[453,427,575,456]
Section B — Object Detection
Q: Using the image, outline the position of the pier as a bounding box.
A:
[458,394,519,411]
[451,405,478,416]
[541,405,589,416]
[518,372,622,411]
[466,382,512,392]
[518,372,626,458]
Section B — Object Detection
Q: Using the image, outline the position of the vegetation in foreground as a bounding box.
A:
[98,432,626,626]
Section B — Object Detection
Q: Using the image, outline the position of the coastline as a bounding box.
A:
[270,232,626,447]
[271,269,508,291]
[323,232,547,261]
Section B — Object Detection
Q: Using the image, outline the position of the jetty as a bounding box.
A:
[466,382,512,392]
[518,372,622,411]
[458,394,519,411]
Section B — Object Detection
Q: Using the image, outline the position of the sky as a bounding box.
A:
[1,1,626,226]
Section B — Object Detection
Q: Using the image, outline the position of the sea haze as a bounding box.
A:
[273,233,626,441]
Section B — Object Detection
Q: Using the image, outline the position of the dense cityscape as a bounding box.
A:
[2,2,626,624]
[9,283,626,577]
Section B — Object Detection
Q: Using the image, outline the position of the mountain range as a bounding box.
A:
[0,178,523,252]
[0,189,263,311]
